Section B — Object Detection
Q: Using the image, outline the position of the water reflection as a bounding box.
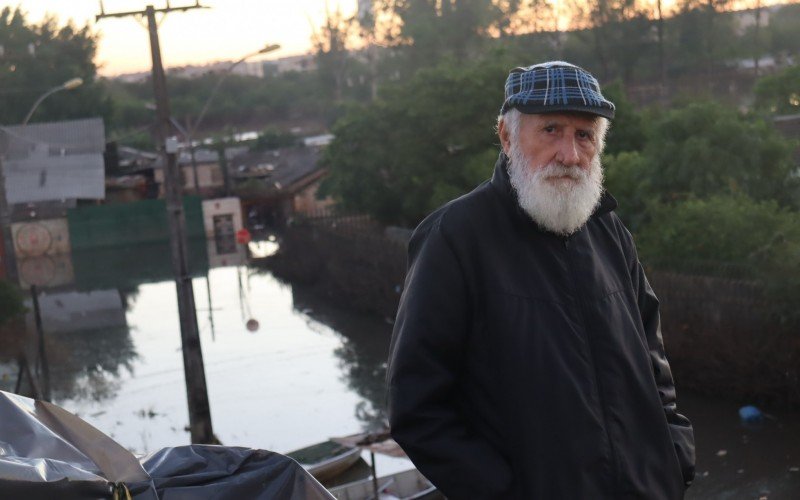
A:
[1,240,399,460]
[33,288,135,402]
[3,233,798,496]
[290,285,392,431]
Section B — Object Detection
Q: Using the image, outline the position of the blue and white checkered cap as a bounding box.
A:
[501,61,615,119]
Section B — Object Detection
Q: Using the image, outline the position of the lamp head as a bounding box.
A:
[62,77,84,90]
[258,44,281,55]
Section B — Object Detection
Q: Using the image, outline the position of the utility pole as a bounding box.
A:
[97,2,215,444]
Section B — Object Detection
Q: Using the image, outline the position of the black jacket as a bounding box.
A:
[387,154,695,499]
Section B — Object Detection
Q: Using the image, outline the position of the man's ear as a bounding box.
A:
[498,118,511,155]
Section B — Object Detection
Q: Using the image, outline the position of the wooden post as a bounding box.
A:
[144,4,214,444]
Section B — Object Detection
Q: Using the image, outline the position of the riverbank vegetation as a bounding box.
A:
[3,2,800,405]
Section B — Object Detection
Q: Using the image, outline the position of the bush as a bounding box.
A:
[320,54,514,226]
[641,101,798,208]
[636,194,800,322]
[754,65,800,115]
[0,279,24,326]
[603,150,650,231]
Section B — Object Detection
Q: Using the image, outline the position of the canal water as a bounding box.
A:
[1,241,798,498]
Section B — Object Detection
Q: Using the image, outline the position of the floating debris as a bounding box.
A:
[716,449,728,457]
[789,466,799,473]
[739,405,763,424]
[736,469,744,474]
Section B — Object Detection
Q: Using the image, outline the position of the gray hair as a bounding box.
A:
[497,109,610,153]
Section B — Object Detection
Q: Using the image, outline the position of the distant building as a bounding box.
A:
[262,54,316,77]
[732,5,780,35]
[230,145,334,225]
[169,59,267,79]
[0,118,106,220]
[153,148,227,197]
[109,54,316,83]
[303,134,335,147]
[111,145,250,200]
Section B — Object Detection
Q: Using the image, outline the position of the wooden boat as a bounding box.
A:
[328,468,441,500]
[286,439,363,482]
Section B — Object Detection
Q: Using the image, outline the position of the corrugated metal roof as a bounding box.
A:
[1,118,105,204]
[231,147,321,192]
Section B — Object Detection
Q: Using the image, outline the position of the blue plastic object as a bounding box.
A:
[739,405,763,424]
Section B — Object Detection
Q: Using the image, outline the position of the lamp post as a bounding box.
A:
[21,77,84,125]
[185,44,280,195]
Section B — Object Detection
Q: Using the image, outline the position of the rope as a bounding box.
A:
[111,482,132,500]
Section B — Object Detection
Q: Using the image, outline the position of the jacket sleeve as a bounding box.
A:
[632,257,696,488]
[387,222,513,500]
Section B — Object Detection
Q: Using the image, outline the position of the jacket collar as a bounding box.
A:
[489,152,618,225]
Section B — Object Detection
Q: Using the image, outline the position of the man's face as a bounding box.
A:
[500,112,601,175]
[499,111,605,236]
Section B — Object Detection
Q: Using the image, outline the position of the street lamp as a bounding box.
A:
[0,77,84,282]
[192,44,280,135]
[22,77,84,125]
[184,43,281,195]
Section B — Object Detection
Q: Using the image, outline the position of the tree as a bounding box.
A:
[319,54,512,226]
[639,101,798,208]
[0,7,110,125]
[386,0,505,71]
[601,81,647,155]
[754,65,800,115]
[565,0,652,83]
[671,0,736,78]
[635,194,800,321]
[0,279,24,327]
[767,3,800,64]
[312,5,354,103]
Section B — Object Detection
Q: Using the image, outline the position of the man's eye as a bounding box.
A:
[577,130,593,140]
[544,126,556,133]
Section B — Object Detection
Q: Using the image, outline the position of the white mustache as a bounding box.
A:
[538,163,586,180]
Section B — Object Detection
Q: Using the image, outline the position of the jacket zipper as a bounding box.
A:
[562,235,623,493]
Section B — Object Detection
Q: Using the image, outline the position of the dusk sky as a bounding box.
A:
[5,1,357,76]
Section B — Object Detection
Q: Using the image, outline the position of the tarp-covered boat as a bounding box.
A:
[286,440,362,482]
[0,390,334,499]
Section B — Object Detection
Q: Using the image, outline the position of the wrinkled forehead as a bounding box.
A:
[522,111,603,128]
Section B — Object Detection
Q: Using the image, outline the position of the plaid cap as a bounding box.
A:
[501,61,615,120]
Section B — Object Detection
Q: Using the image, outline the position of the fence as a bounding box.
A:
[263,212,800,407]
[261,211,407,319]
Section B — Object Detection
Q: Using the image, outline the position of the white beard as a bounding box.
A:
[506,144,604,236]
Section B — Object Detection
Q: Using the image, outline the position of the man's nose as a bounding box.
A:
[555,137,580,166]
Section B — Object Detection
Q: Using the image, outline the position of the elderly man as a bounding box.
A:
[387,61,695,499]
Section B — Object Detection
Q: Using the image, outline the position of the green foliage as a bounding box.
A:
[639,101,798,208]
[601,81,647,155]
[394,0,503,63]
[636,195,800,321]
[102,69,331,147]
[768,4,800,62]
[603,150,649,230]
[637,195,798,264]
[320,54,512,226]
[754,65,800,115]
[0,7,110,125]
[0,279,25,326]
